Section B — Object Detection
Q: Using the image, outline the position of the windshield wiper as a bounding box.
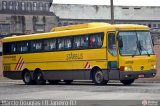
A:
[132,41,140,57]
[137,40,150,56]
[140,45,150,56]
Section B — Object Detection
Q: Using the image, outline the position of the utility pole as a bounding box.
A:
[110,0,114,24]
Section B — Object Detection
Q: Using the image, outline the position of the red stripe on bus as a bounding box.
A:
[16,57,23,71]
[17,57,23,71]
[15,57,22,71]
[19,60,24,71]
[84,62,89,68]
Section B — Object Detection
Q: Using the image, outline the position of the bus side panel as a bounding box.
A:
[43,70,91,80]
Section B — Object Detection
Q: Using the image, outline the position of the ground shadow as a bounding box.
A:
[16,80,152,87]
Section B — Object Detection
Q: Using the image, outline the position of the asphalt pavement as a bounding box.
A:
[0,80,160,106]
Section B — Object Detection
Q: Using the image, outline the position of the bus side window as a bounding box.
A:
[22,42,29,52]
[89,35,96,48]
[36,43,42,50]
[108,33,117,56]
[81,35,89,48]
[11,43,17,53]
[97,34,103,47]
[44,40,50,51]
[73,36,81,49]
[30,41,43,52]
[58,38,65,50]
[89,33,103,48]
[50,39,56,50]
[17,42,29,53]
[64,37,72,49]
[44,39,56,51]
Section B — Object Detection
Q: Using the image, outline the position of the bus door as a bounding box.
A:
[107,32,119,80]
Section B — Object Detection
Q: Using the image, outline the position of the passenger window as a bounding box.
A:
[44,39,56,51]
[89,33,103,48]
[73,36,81,49]
[58,38,65,50]
[64,37,72,49]
[11,43,17,53]
[81,36,89,48]
[89,35,96,48]
[17,42,29,53]
[108,33,117,56]
[97,34,103,47]
[30,41,43,52]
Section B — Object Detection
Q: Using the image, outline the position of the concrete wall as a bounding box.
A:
[51,4,110,20]
[51,4,160,21]
[154,43,160,79]
[0,14,58,35]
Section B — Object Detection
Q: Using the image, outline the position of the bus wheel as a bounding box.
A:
[34,71,46,85]
[120,79,135,86]
[48,80,60,84]
[92,69,108,85]
[22,71,33,85]
[64,80,73,84]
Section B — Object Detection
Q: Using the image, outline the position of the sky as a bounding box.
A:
[53,0,160,6]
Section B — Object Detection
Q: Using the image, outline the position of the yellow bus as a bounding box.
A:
[2,23,156,85]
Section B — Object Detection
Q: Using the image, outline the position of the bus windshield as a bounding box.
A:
[118,31,154,56]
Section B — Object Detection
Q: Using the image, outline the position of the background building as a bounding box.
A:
[0,0,58,53]
[0,0,58,37]
[51,4,160,28]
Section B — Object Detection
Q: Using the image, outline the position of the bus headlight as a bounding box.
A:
[125,66,133,71]
[151,65,156,69]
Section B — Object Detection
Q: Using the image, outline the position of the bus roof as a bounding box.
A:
[3,23,150,43]
[113,24,149,30]
[50,23,111,32]
[51,23,149,32]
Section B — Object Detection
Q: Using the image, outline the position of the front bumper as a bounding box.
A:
[120,69,157,80]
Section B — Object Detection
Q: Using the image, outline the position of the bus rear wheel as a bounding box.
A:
[92,69,108,85]
[22,71,33,85]
[120,79,135,86]
[34,71,46,85]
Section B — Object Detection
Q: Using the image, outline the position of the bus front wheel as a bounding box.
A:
[22,71,33,85]
[92,69,108,85]
[120,79,135,86]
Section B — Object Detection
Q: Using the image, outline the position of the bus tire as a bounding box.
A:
[34,71,46,85]
[64,80,73,84]
[120,79,135,86]
[92,69,108,85]
[22,71,33,85]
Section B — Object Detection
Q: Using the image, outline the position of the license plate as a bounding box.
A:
[138,74,144,78]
